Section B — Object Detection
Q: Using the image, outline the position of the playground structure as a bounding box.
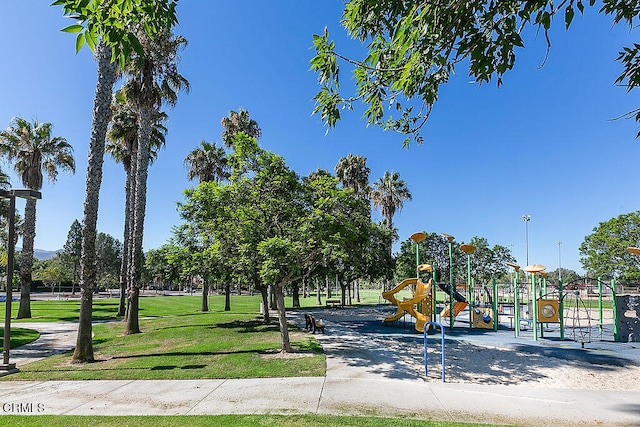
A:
[382,232,494,332]
[382,232,640,344]
[382,268,434,333]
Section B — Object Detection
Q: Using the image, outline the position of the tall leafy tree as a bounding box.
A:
[370,171,411,234]
[466,236,515,285]
[96,232,123,284]
[60,219,83,295]
[311,1,640,144]
[0,118,75,318]
[54,0,179,362]
[180,136,374,352]
[580,211,640,280]
[184,141,229,183]
[107,88,168,316]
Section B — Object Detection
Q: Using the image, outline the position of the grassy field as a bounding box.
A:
[0,415,496,426]
[13,289,390,323]
[6,295,325,381]
[0,327,39,349]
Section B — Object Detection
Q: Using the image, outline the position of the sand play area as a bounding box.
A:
[297,305,640,392]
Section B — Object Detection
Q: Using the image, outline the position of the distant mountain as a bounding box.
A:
[34,249,61,260]
[16,248,61,261]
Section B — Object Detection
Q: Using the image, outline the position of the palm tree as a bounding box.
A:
[107,88,168,317]
[335,154,371,200]
[370,171,412,234]
[221,108,262,148]
[0,118,75,318]
[55,0,180,363]
[123,28,189,334]
[184,141,229,183]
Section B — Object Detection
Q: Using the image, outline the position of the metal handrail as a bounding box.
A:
[423,321,445,382]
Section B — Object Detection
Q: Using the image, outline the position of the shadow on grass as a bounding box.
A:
[110,348,316,360]
[210,319,280,333]
[150,364,208,371]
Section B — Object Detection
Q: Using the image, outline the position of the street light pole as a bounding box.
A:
[522,215,531,265]
[1,189,42,372]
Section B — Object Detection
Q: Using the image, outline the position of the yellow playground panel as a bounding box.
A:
[382,277,434,333]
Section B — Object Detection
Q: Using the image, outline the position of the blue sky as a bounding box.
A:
[0,1,638,275]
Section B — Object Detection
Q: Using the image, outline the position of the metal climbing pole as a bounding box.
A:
[423,321,445,382]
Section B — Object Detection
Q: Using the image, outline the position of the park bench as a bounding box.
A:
[309,315,325,334]
[326,298,341,308]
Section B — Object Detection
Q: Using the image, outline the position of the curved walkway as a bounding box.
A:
[0,309,638,425]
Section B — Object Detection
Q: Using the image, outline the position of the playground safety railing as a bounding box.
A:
[423,321,445,382]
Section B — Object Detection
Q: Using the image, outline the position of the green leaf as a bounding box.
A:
[74,32,85,53]
[84,29,97,51]
[565,7,575,29]
[61,24,83,33]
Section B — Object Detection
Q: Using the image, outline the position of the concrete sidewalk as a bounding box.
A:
[0,312,639,425]
[0,377,638,425]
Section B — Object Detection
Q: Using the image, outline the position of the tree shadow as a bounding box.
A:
[290,306,640,383]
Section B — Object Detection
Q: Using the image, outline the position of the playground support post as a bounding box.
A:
[440,234,455,329]
[514,270,520,337]
[612,279,619,342]
[460,244,476,329]
[423,321,445,382]
[431,266,437,323]
[532,273,538,341]
[493,279,498,331]
[467,254,472,329]
[449,241,454,328]
[598,277,603,334]
[559,278,564,340]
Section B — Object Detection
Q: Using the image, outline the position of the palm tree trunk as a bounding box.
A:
[118,167,133,317]
[74,42,117,363]
[126,104,153,335]
[17,198,37,319]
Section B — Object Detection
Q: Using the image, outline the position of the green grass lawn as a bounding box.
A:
[0,327,39,349]
[6,295,324,381]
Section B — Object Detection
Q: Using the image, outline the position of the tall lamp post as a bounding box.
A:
[441,233,455,328]
[522,215,531,266]
[1,189,42,372]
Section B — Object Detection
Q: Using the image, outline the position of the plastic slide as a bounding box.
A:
[437,282,467,302]
[383,278,434,332]
[440,301,469,319]
[382,277,418,306]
